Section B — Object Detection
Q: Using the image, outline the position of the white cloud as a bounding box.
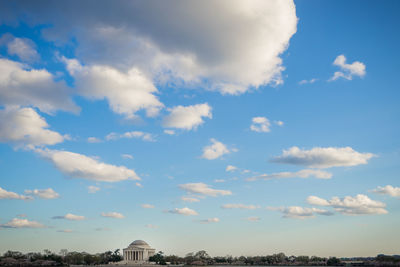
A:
[370,185,400,198]
[136,182,143,188]
[0,58,78,114]
[245,216,261,222]
[87,137,101,143]
[88,186,100,194]
[269,206,333,219]
[179,183,232,197]
[306,194,388,215]
[7,37,40,62]
[25,188,59,199]
[201,138,234,160]
[167,207,198,216]
[250,117,271,133]
[163,129,175,135]
[330,55,366,81]
[0,218,45,228]
[0,187,32,200]
[101,212,125,219]
[35,148,140,182]
[298,78,317,85]
[226,165,237,172]
[52,213,85,221]
[246,169,332,181]
[62,57,163,119]
[0,107,66,149]
[221,204,259,210]
[12,1,297,95]
[306,196,330,206]
[271,146,375,168]
[163,103,212,131]
[181,196,200,203]
[57,229,74,233]
[106,131,155,142]
[145,224,158,229]
[274,120,284,126]
[141,204,155,209]
[121,154,134,160]
[198,217,219,224]
[214,179,225,183]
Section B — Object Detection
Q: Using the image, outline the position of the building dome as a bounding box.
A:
[124,240,155,262]
[130,240,150,247]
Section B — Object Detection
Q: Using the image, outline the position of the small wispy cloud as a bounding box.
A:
[106,131,156,142]
[52,213,85,221]
[163,129,175,135]
[201,138,235,160]
[88,185,100,194]
[268,206,333,219]
[181,196,200,203]
[0,187,32,200]
[306,194,387,215]
[329,55,366,81]
[25,188,60,199]
[298,78,317,85]
[197,217,219,224]
[226,165,237,172]
[250,117,271,132]
[163,103,212,131]
[271,146,375,169]
[221,204,259,210]
[246,169,332,181]
[166,207,198,216]
[87,137,101,143]
[0,218,46,228]
[57,229,74,233]
[121,154,134,159]
[141,204,155,209]
[370,185,400,198]
[179,183,232,197]
[101,212,125,219]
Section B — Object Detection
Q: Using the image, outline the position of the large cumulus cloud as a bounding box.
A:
[1,0,297,95]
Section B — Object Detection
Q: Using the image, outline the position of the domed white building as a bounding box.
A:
[122,240,156,263]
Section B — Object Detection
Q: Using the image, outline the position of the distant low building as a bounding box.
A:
[122,240,156,263]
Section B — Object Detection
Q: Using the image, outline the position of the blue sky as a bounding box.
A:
[0,0,399,257]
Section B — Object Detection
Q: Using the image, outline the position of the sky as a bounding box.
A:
[0,0,399,258]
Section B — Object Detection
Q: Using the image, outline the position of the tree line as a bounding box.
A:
[0,249,122,266]
[150,250,399,266]
[150,251,340,266]
[1,249,399,266]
